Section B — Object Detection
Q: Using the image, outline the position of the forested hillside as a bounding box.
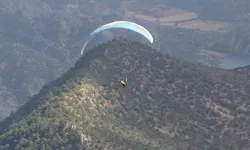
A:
[1,39,250,150]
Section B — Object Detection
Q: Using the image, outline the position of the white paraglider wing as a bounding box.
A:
[81,21,153,55]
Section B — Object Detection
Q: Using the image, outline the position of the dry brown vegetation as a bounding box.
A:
[122,1,226,31]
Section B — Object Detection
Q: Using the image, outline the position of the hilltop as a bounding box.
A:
[2,0,250,120]
[0,39,250,150]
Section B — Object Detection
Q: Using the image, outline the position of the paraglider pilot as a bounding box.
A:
[119,78,128,87]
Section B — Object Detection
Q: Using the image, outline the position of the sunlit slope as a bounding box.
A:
[0,39,250,150]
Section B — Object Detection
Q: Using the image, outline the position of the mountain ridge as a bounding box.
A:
[1,39,250,150]
[2,0,250,121]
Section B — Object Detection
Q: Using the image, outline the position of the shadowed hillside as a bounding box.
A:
[209,27,250,56]
[0,39,250,150]
[0,0,121,119]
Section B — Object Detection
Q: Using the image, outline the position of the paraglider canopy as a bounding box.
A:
[81,21,154,55]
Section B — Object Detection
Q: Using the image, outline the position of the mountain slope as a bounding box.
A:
[0,40,250,149]
[209,27,250,56]
[0,0,118,119]
[0,39,250,149]
[2,0,250,121]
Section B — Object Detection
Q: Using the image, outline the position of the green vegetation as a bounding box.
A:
[0,0,119,119]
[2,0,250,120]
[1,39,250,149]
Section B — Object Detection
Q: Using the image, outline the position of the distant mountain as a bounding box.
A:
[209,27,250,56]
[1,0,250,122]
[143,0,250,22]
[0,77,18,120]
[0,0,124,120]
[1,39,250,150]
